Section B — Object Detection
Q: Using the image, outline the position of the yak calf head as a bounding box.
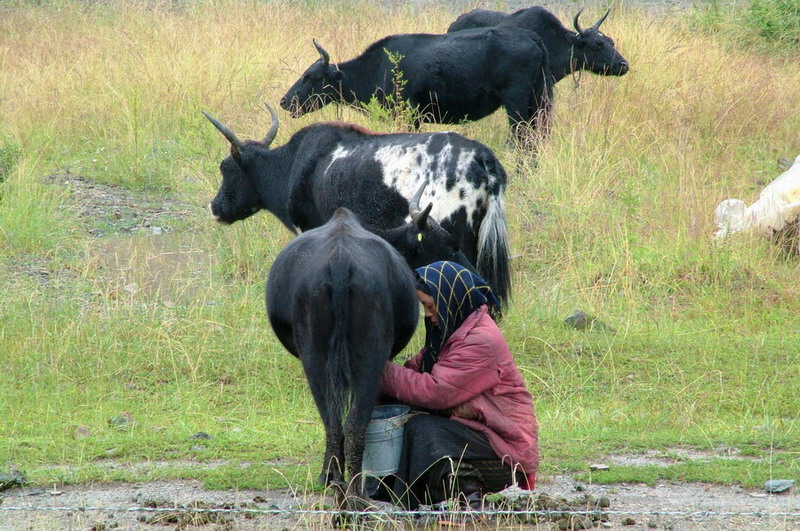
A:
[382,182,479,274]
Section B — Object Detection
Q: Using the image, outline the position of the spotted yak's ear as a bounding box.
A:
[229,144,242,164]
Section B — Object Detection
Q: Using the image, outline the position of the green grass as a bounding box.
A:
[1,0,799,493]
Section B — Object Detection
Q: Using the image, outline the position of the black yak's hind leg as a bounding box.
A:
[343,344,387,504]
[302,358,345,486]
[321,416,345,487]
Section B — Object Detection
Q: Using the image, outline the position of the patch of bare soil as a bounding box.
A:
[50,172,198,238]
[1,473,796,530]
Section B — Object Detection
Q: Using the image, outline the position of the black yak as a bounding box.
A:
[266,207,419,503]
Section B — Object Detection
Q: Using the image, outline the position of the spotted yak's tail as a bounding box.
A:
[476,153,511,306]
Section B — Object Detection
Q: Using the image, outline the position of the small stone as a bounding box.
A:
[0,470,28,492]
[648,520,658,528]
[151,226,162,235]
[589,464,610,471]
[564,310,590,329]
[597,496,611,508]
[188,432,212,440]
[122,283,139,294]
[564,310,617,333]
[764,479,794,493]
[107,412,134,430]
[622,517,636,525]
[253,495,267,503]
[73,425,91,439]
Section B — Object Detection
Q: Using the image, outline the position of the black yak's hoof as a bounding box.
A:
[332,494,375,528]
[344,493,372,512]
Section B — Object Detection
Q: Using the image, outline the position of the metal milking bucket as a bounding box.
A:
[362,405,411,483]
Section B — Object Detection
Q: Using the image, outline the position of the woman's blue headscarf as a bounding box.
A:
[414,261,502,373]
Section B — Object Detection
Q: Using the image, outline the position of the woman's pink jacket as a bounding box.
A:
[380,305,539,488]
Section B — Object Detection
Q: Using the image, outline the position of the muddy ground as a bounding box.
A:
[1,471,797,530]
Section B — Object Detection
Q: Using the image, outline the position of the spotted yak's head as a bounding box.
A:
[570,8,629,76]
[203,104,281,225]
[280,40,344,118]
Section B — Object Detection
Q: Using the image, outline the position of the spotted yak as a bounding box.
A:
[204,104,511,303]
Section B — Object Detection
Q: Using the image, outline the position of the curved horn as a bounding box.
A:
[412,203,434,230]
[592,8,610,30]
[202,111,244,150]
[408,181,434,229]
[408,180,427,216]
[573,7,585,34]
[313,39,330,65]
[262,102,279,147]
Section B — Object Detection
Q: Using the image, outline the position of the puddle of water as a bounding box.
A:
[83,232,218,305]
[607,447,769,468]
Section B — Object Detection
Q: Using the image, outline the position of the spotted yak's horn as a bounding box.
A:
[202,111,244,150]
[263,102,279,148]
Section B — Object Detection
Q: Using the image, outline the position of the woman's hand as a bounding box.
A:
[447,402,478,419]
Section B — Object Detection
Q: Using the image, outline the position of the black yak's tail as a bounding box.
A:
[325,248,354,424]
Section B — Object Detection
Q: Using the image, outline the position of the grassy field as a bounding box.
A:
[1,0,798,494]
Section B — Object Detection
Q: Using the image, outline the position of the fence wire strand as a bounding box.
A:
[1,505,799,519]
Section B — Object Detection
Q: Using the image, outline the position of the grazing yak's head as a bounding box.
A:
[280,40,344,118]
[571,8,629,76]
[203,103,280,224]
[392,182,479,273]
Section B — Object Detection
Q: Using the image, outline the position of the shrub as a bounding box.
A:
[361,49,421,132]
[744,0,800,44]
[0,134,22,188]
[688,0,800,53]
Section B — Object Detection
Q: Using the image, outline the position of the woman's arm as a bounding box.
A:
[380,332,501,410]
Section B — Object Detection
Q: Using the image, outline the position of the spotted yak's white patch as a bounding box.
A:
[325,145,352,175]
[371,134,493,226]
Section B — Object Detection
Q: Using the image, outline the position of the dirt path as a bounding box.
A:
[1,475,796,530]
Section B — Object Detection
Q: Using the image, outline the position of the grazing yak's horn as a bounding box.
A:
[409,181,433,229]
[202,111,244,150]
[263,102,279,147]
[313,39,330,65]
[592,8,610,30]
[573,7,586,33]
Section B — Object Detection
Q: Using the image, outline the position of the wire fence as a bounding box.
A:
[1,504,799,519]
